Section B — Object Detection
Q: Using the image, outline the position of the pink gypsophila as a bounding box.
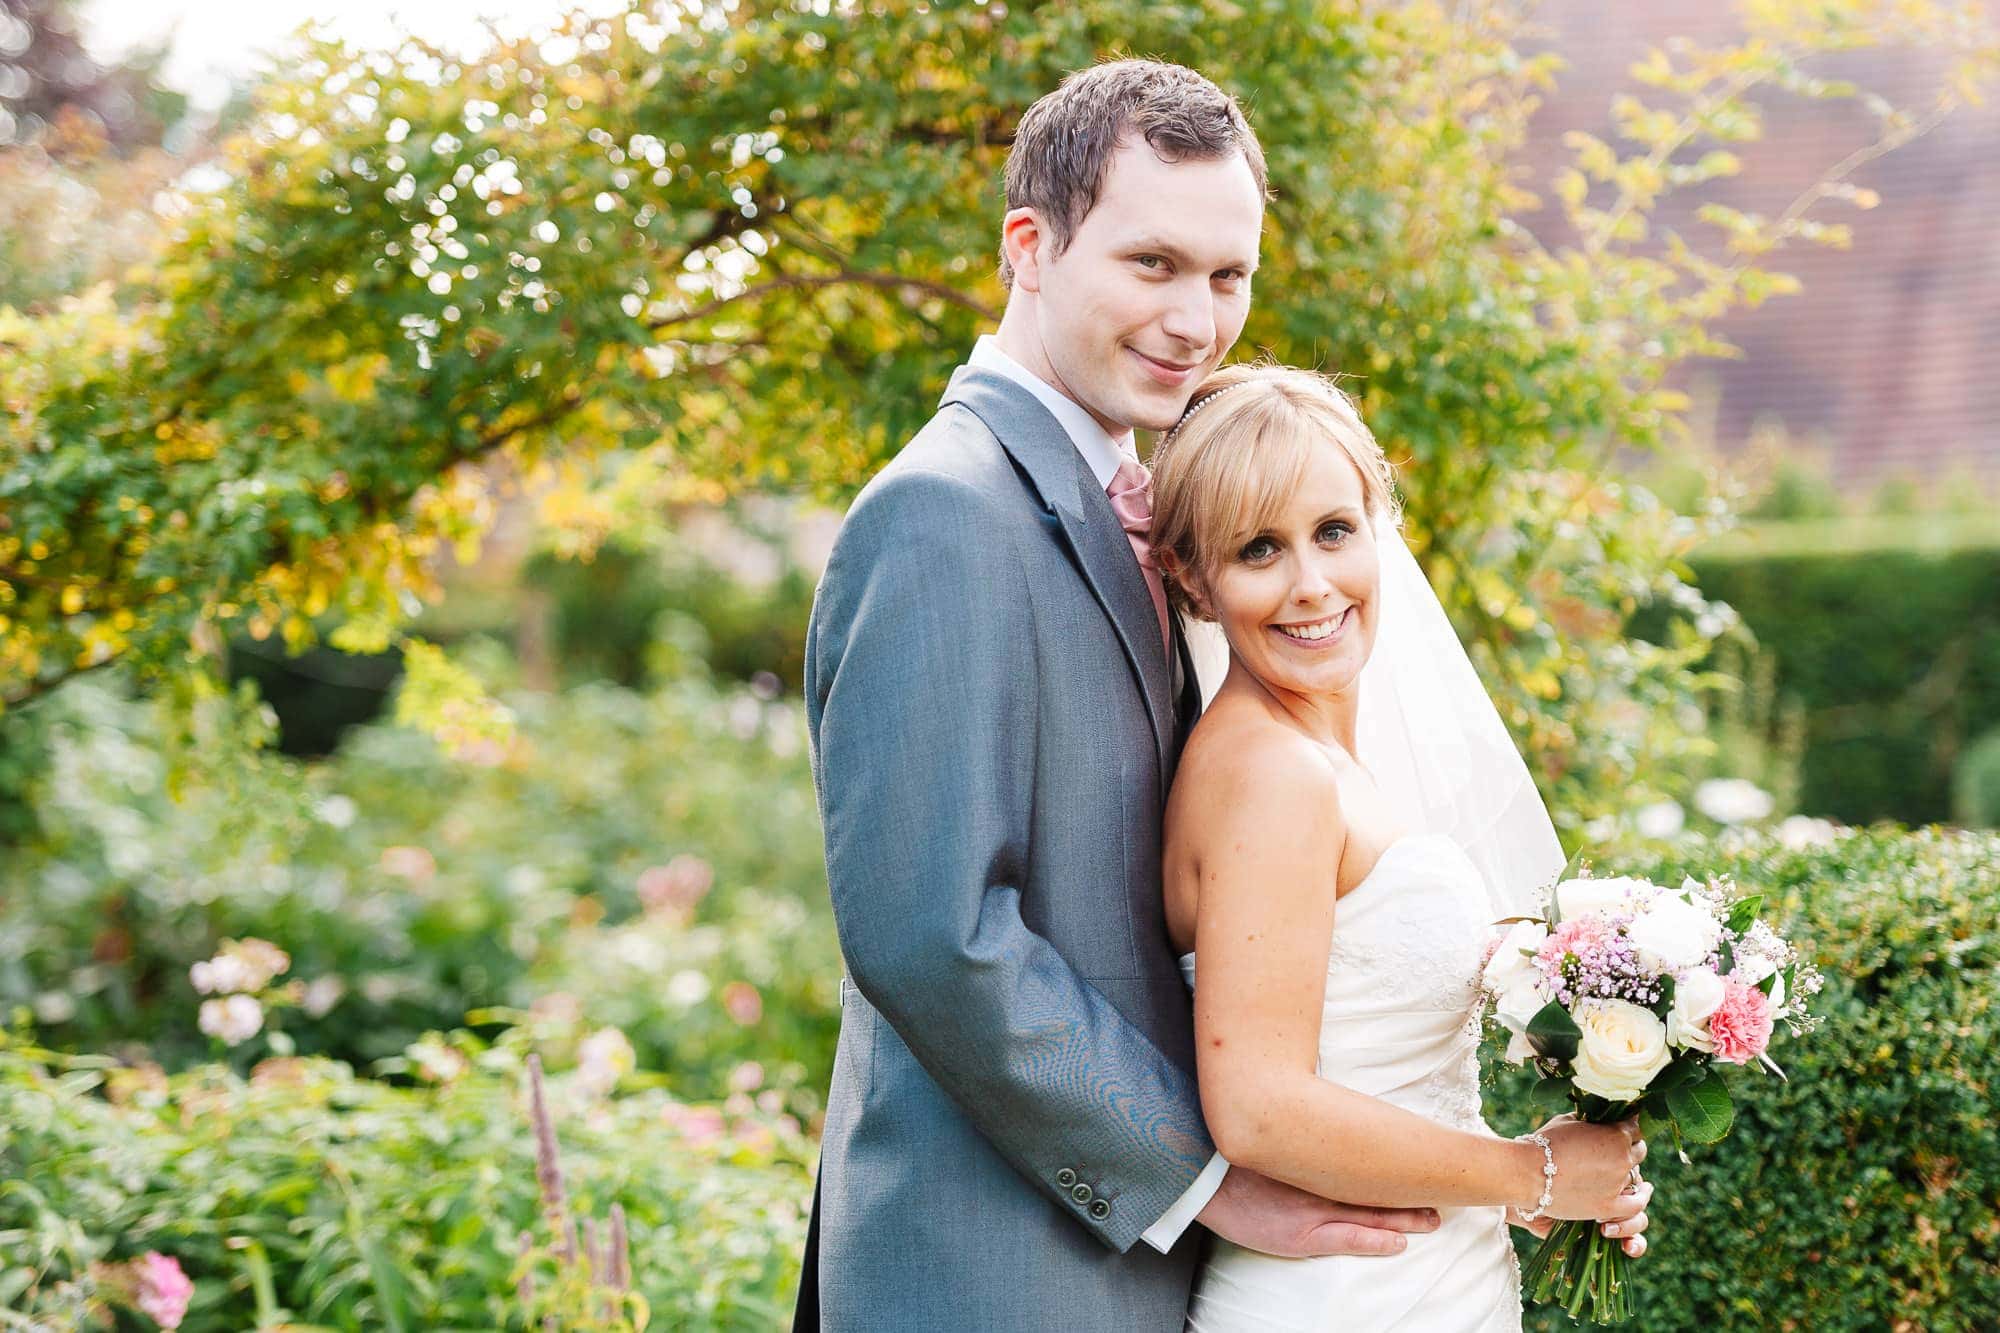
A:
[1708,980,1775,1064]
[135,1252,193,1329]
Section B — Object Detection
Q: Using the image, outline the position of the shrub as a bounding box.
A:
[1955,726,2000,829]
[0,1027,812,1329]
[1488,826,2000,1331]
[0,669,840,1112]
[1661,528,2000,825]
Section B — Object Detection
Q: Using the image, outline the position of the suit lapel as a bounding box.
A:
[940,366,1175,793]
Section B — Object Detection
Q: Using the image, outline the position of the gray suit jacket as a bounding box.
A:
[799,365,1212,1329]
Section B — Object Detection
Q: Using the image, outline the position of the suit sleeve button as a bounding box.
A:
[1070,1183,1094,1204]
[1056,1168,1077,1189]
[1089,1199,1111,1220]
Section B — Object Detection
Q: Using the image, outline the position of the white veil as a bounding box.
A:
[1179,513,1563,920]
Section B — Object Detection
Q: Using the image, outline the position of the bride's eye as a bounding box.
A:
[1237,536,1276,563]
[1318,522,1354,545]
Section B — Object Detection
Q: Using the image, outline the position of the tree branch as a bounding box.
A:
[648,269,997,331]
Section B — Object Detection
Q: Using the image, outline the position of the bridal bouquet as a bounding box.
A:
[1480,869,1823,1324]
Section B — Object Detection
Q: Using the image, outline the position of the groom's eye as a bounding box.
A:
[1135,254,1166,271]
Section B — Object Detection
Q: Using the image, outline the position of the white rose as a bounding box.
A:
[1482,921,1548,997]
[1665,968,1725,1052]
[1555,876,1655,922]
[1571,1000,1672,1102]
[1625,893,1723,974]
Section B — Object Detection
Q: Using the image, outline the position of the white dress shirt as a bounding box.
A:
[964,335,1230,1253]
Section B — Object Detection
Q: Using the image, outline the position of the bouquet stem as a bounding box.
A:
[1521,1219,1632,1325]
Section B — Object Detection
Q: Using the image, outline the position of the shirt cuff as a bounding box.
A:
[1139,1152,1230,1253]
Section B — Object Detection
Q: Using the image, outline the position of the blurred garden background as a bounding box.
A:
[2,0,1997,1328]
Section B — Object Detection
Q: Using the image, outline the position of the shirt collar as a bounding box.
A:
[967,335,1135,490]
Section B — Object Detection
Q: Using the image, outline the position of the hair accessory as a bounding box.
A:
[1517,1131,1558,1222]
[1162,380,1254,442]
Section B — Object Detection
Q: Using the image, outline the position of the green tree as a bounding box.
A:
[3,0,1994,828]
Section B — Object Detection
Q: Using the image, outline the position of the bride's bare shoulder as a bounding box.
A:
[1168,698,1341,833]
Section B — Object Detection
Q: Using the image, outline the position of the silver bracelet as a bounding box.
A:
[1516,1131,1557,1222]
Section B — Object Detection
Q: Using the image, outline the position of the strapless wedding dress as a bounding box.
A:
[1179,832,1522,1332]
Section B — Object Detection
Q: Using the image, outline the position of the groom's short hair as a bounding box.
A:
[1000,59,1268,288]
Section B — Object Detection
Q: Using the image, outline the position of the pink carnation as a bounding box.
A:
[134,1252,193,1329]
[1708,980,1775,1064]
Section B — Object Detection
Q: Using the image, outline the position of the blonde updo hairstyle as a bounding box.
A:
[1149,362,1400,621]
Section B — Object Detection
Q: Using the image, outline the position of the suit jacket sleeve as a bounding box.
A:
[807,466,1214,1253]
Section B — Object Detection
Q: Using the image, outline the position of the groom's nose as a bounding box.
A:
[1158,280,1216,353]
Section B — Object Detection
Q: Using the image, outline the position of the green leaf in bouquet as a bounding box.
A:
[1526,1001,1582,1063]
[1725,894,1764,934]
[1665,1068,1735,1144]
[1651,972,1677,1019]
[1646,1056,1706,1098]
[1638,1102,1675,1145]
[1717,937,1735,977]
[1529,1076,1571,1114]
[1544,846,1589,929]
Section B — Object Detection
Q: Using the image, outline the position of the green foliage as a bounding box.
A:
[1954,726,2000,828]
[0,666,839,1111]
[1488,826,2000,1331]
[5,0,1994,830]
[524,540,815,691]
[0,1029,811,1329]
[1682,534,2000,824]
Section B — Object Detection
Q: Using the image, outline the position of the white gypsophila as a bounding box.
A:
[198,994,264,1045]
[1694,778,1775,825]
[1555,876,1657,922]
[1731,920,1791,1011]
[1626,892,1724,974]
[1666,967,1725,1052]
[1570,999,1672,1102]
[1635,801,1686,840]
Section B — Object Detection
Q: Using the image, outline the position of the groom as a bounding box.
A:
[798,60,1439,1330]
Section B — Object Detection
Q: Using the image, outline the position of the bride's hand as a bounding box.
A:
[1525,1114,1651,1240]
[1508,1181,1653,1260]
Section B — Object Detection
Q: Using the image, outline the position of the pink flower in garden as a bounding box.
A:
[1708,980,1775,1064]
[664,1102,726,1146]
[134,1252,193,1329]
[728,1060,765,1093]
[637,854,714,917]
[722,980,763,1026]
[379,845,437,882]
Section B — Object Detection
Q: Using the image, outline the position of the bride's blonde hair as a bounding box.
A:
[1149,362,1400,619]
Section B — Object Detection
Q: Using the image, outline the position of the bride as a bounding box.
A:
[1149,364,1653,1330]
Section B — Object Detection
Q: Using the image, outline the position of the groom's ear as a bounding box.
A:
[1001,208,1048,293]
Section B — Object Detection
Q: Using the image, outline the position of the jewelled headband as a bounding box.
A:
[1162,380,1256,443]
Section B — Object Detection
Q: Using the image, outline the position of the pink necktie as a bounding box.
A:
[1106,456,1173,660]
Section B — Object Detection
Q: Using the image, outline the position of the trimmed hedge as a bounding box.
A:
[1489,826,2000,1331]
[1673,526,2000,826]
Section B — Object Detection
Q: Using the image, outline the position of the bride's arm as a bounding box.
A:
[1187,737,1636,1219]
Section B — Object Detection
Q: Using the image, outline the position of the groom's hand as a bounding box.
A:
[1196,1167,1441,1258]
